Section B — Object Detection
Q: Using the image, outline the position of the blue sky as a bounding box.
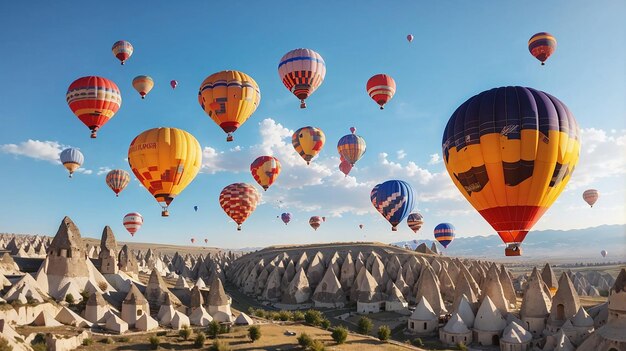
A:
[0,1,624,248]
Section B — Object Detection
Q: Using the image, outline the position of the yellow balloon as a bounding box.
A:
[198,70,261,141]
[128,127,202,216]
[292,126,325,165]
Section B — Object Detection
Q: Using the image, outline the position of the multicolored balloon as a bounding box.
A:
[442,86,580,256]
[194,206,198,212]
[191,238,196,244]
[219,183,260,230]
[204,238,208,244]
[170,80,178,89]
[281,212,291,225]
[583,189,599,207]
[337,128,366,165]
[407,212,424,233]
[528,32,557,65]
[60,148,84,178]
[198,70,261,142]
[371,180,415,231]
[278,48,326,108]
[366,74,396,110]
[292,126,325,165]
[132,75,154,99]
[309,216,323,231]
[66,76,122,138]
[339,160,352,177]
[250,156,281,191]
[434,223,455,248]
[112,40,133,65]
[128,128,202,216]
[406,34,414,43]
[359,224,364,229]
[105,169,130,196]
[123,212,143,236]
[601,250,607,258]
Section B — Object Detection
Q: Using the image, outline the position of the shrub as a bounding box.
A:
[64,293,75,304]
[377,325,391,341]
[179,325,192,340]
[412,338,423,347]
[79,290,90,301]
[82,338,94,346]
[98,281,108,291]
[252,309,266,318]
[30,343,45,351]
[156,331,167,337]
[357,316,373,335]
[208,320,220,338]
[101,337,114,344]
[278,310,292,321]
[149,335,160,350]
[209,339,231,351]
[457,342,468,351]
[292,311,305,321]
[304,309,323,326]
[248,326,261,342]
[320,319,331,329]
[297,332,313,348]
[331,326,348,344]
[310,339,325,351]
[117,336,130,343]
[194,332,206,348]
[219,323,230,334]
[31,334,46,345]
[0,337,12,351]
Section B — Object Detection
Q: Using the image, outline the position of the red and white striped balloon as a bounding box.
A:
[583,189,599,207]
[123,212,143,236]
[366,74,396,109]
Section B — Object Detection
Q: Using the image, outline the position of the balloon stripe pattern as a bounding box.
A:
[407,212,424,233]
[528,32,557,65]
[309,216,322,231]
[434,223,455,248]
[66,76,122,138]
[366,74,396,109]
[132,75,154,99]
[128,128,202,216]
[583,189,599,207]
[112,40,133,65]
[281,213,291,225]
[442,86,580,247]
[219,183,260,230]
[250,156,281,190]
[292,126,325,165]
[337,129,366,165]
[198,70,261,141]
[106,169,130,196]
[123,212,143,236]
[278,48,326,108]
[60,148,84,177]
[372,180,415,231]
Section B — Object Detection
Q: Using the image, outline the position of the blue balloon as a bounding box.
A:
[434,223,455,248]
[194,206,198,212]
[372,180,415,231]
[59,148,84,178]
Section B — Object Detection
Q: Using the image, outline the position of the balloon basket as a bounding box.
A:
[505,244,522,256]
[161,210,169,217]
[226,134,234,142]
[300,101,306,109]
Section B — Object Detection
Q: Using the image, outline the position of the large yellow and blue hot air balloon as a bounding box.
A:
[434,223,455,248]
[337,127,366,166]
[442,86,580,256]
[371,180,415,231]
[292,126,325,165]
[198,70,261,142]
[128,127,202,216]
[60,148,84,178]
[278,48,326,108]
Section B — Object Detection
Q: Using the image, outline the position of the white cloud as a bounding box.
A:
[428,153,441,165]
[76,168,93,175]
[568,128,626,190]
[97,167,112,176]
[397,149,406,160]
[0,139,64,164]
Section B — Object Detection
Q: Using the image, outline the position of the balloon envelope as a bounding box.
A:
[112,40,133,65]
[170,80,178,89]
[60,148,84,178]
[309,216,322,230]
[601,250,607,258]
[407,212,424,233]
[132,75,154,99]
[442,86,580,256]
[106,169,130,196]
[278,48,326,108]
[366,74,396,109]
[123,212,143,236]
[66,76,122,138]
[371,180,415,231]
[528,32,557,65]
[281,212,291,225]
[434,223,455,248]
[339,160,352,177]
[583,189,599,207]
[406,34,414,42]
[219,183,260,230]
[337,129,366,165]
[128,127,202,216]
[250,156,281,190]
[293,126,325,165]
[194,206,198,212]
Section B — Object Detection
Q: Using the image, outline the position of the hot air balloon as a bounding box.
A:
[309,216,322,231]
[339,160,352,177]
[132,75,154,99]
[528,32,557,65]
[583,189,599,207]
[442,86,580,256]
[366,74,396,110]
[204,238,208,244]
[66,76,122,138]
[278,48,326,108]
[407,34,414,42]
[191,238,195,244]
[170,80,178,89]
[434,223,455,248]
[292,126,325,165]
[359,224,364,229]
[198,70,261,142]
[250,156,281,191]
[112,40,133,65]
[123,212,143,236]
[60,148,84,178]
[601,250,607,258]
[337,128,366,165]
[281,212,291,225]
[105,169,130,196]
[194,206,198,212]
[128,128,202,216]
[407,212,424,233]
[371,180,415,231]
[219,183,260,230]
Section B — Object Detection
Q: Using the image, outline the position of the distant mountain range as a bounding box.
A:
[392,224,626,260]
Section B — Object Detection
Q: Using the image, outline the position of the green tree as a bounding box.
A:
[208,320,220,338]
[248,326,261,342]
[377,325,391,341]
[357,316,373,335]
[310,339,325,351]
[64,293,75,304]
[304,309,323,326]
[297,333,313,348]
[278,310,292,321]
[292,311,305,321]
[331,326,348,344]
[179,325,192,340]
[320,319,331,329]
[193,332,206,348]
[148,336,160,350]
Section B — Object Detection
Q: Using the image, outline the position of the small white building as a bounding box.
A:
[407,297,439,335]
[440,313,472,346]
[499,321,532,351]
